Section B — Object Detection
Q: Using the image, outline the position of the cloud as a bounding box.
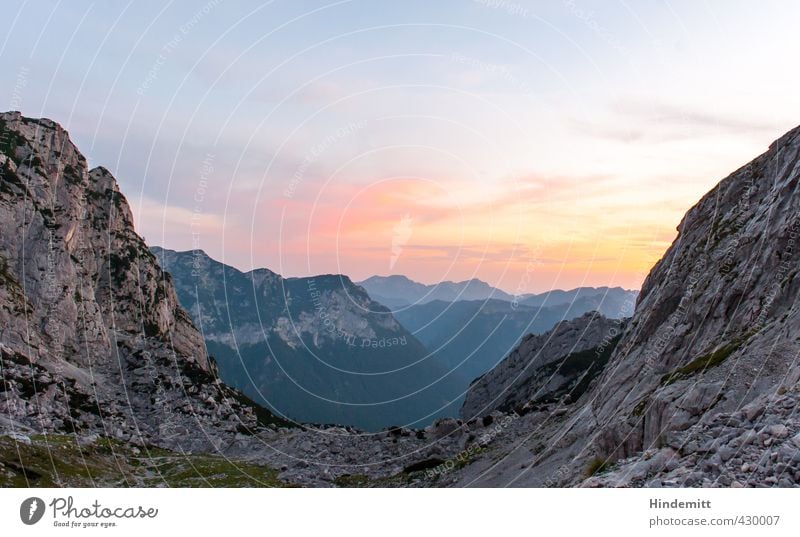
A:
[129,195,225,250]
[575,99,782,145]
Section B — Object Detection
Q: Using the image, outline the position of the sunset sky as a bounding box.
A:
[2,1,799,293]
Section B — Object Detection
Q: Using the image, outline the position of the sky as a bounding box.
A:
[2,0,799,293]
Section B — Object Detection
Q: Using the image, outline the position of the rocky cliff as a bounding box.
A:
[460,312,625,419]
[442,123,800,487]
[583,124,800,463]
[0,111,265,452]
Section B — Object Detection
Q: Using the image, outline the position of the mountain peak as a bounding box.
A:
[0,112,264,451]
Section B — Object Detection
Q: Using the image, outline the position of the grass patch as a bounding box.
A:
[333,472,414,488]
[660,340,742,386]
[0,433,289,488]
[333,474,371,487]
[584,457,611,478]
[631,398,649,417]
[138,454,286,487]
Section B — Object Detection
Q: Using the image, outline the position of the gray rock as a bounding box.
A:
[461,313,625,418]
[4,432,31,445]
[762,424,789,439]
[449,122,800,489]
[0,112,261,452]
[717,445,736,462]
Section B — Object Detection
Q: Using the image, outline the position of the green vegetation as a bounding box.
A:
[510,333,623,410]
[63,163,83,184]
[0,433,288,487]
[333,474,371,487]
[0,255,21,291]
[660,340,742,386]
[332,456,468,487]
[631,398,649,417]
[0,118,29,164]
[332,470,418,488]
[584,457,611,478]
[220,385,295,429]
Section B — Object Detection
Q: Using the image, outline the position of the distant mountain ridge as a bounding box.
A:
[358,274,515,306]
[152,247,465,431]
[358,274,638,315]
[393,291,636,394]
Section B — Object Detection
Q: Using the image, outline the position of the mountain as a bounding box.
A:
[460,312,624,418]
[0,111,272,455]
[6,110,799,489]
[394,299,545,384]
[358,275,515,306]
[519,286,638,318]
[444,123,800,487]
[0,112,471,487]
[152,247,465,431]
[575,123,800,486]
[392,298,629,388]
[360,274,637,315]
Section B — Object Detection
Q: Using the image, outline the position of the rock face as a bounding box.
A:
[583,389,800,488]
[583,124,800,466]
[443,123,800,487]
[0,112,264,451]
[460,312,625,419]
[152,247,465,431]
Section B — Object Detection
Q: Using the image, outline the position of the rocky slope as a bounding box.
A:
[578,124,800,477]
[437,123,800,487]
[152,247,465,431]
[460,312,625,419]
[583,388,800,488]
[0,111,272,454]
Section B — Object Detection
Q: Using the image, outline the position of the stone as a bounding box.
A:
[4,432,31,445]
[743,401,766,423]
[717,445,736,462]
[762,424,789,439]
[431,418,462,439]
[733,430,757,448]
